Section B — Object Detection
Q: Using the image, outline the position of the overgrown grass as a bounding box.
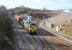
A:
[61,22,72,36]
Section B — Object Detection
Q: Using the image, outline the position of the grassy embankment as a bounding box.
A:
[59,21,72,40]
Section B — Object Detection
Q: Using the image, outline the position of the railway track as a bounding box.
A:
[37,28,65,50]
[10,16,71,50]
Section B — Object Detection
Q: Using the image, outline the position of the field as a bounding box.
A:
[59,21,72,40]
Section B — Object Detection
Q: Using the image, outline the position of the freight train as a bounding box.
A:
[15,15,38,34]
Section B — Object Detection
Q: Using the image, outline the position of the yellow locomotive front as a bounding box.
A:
[28,23,38,33]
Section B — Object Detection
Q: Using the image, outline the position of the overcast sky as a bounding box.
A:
[0,0,72,10]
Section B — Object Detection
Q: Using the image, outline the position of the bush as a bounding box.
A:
[0,7,13,50]
[0,11,12,33]
[0,10,12,42]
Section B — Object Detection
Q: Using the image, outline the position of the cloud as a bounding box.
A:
[0,0,55,9]
[22,0,55,9]
[25,0,54,4]
[58,0,65,2]
[58,0,68,3]
[0,0,71,9]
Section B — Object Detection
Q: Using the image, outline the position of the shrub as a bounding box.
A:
[0,11,12,33]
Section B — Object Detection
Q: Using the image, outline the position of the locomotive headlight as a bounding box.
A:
[28,27,31,30]
[28,25,31,30]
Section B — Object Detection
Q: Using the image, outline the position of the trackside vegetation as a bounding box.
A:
[0,11,12,33]
[0,9,13,50]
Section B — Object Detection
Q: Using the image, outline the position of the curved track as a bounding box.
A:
[37,28,65,50]
[10,17,71,50]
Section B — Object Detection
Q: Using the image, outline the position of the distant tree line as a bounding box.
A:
[8,6,52,15]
